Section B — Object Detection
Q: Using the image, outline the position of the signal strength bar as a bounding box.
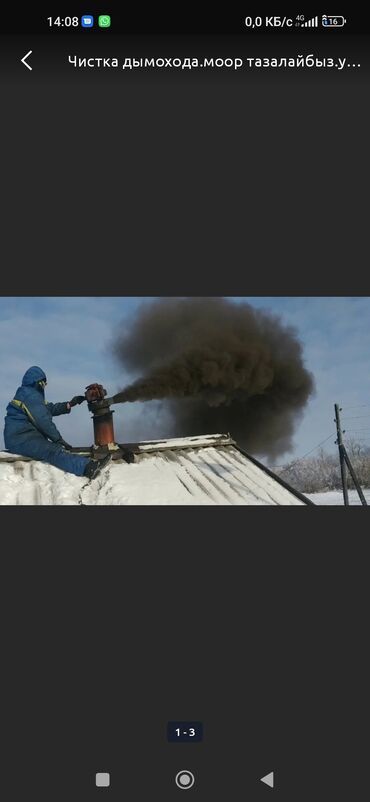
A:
[302,16,319,27]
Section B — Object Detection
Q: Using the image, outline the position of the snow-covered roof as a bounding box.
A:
[0,434,311,505]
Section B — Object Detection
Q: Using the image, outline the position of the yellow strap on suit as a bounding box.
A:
[10,398,36,424]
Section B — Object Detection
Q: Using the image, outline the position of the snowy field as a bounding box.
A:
[306,490,370,505]
[0,452,369,505]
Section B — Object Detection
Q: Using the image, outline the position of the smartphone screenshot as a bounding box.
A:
[1,7,369,799]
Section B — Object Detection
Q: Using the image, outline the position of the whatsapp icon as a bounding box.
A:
[98,15,111,28]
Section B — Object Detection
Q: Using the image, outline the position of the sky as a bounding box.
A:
[1,296,370,464]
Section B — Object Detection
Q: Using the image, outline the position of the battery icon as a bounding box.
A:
[322,15,347,27]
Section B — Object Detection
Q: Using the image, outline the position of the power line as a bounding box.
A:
[343,433,370,440]
[282,433,336,470]
[344,428,370,433]
[342,404,370,411]
[342,414,370,420]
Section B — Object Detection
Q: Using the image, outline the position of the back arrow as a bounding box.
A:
[260,772,274,788]
[21,50,32,71]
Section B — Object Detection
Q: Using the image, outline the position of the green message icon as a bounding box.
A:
[98,15,111,28]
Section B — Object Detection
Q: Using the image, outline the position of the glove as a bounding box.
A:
[69,396,86,407]
[120,448,135,464]
[56,438,73,450]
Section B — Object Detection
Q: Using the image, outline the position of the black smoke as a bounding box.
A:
[112,298,315,458]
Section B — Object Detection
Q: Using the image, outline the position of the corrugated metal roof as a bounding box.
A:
[0,434,311,505]
[132,435,308,505]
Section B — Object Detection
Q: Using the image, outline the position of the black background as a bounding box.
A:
[0,6,366,35]
[1,6,369,800]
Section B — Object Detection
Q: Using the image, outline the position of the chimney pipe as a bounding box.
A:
[85,383,116,448]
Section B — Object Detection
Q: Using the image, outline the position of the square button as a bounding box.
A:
[98,15,111,28]
[96,772,110,787]
[81,15,94,28]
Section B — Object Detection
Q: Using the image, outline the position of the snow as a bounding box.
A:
[136,434,235,451]
[0,454,205,506]
[0,443,306,506]
[306,489,370,505]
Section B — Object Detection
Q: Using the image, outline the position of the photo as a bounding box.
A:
[1,296,369,506]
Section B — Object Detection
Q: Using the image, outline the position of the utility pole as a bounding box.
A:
[334,404,348,505]
[334,403,368,506]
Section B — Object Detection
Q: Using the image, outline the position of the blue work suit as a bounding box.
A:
[4,366,90,477]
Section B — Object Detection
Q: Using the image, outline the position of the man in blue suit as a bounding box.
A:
[4,366,110,479]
